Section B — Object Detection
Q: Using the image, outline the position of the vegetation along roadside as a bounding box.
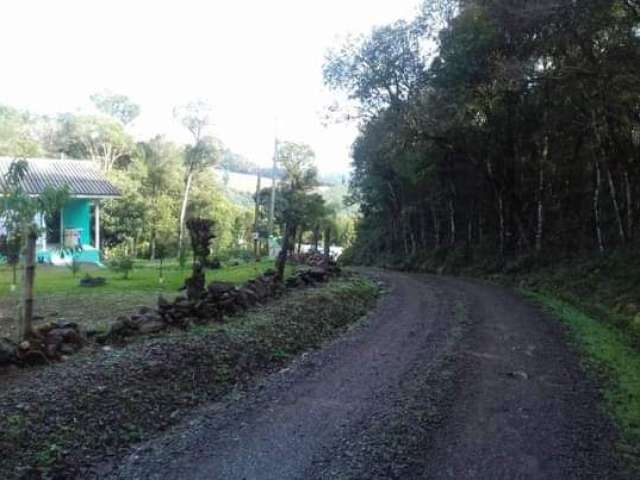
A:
[0,274,378,479]
[526,291,640,472]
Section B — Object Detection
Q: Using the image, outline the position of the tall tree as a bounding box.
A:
[0,160,68,338]
[174,99,218,257]
[90,91,141,126]
[55,114,133,171]
[137,136,182,259]
[274,142,320,279]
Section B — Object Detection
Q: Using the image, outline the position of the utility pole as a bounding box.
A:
[267,136,278,255]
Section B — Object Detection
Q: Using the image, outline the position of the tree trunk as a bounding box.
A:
[448,198,456,246]
[624,167,633,241]
[313,227,320,251]
[297,227,303,254]
[402,212,410,256]
[498,192,505,257]
[605,163,626,244]
[276,222,294,281]
[254,172,262,260]
[323,227,331,257]
[22,229,37,339]
[150,233,156,261]
[536,136,548,253]
[594,158,605,254]
[178,171,194,257]
[431,204,441,248]
[419,208,427,248]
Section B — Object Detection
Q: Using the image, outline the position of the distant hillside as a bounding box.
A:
[219,148,283,179]
[214,168,356,214]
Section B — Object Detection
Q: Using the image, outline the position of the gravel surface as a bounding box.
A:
[106,270,627,479]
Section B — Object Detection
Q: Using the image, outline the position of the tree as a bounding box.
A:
[0,160,68,338]
[55,114,133,171]
[137,136,182,259]
[174,100,212,143]
[90,91,141,126]
[173,100,218,257]
[274,142,320,279]
[0,105,44,157]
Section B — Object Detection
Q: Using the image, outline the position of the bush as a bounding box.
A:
[107,246,135,279]
[219,248,255,263]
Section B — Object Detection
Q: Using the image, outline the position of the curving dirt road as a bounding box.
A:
[105,271,627,479]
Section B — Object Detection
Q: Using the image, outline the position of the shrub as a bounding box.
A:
[107,246,135,279]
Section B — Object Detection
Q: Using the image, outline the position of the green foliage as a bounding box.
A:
[107,246,135,279]
[90,91,140,126]
[0,159,69,248]
[55,113,133,171]
[325,0,640,265]
[0,104,44,157]
[186,218,215,265]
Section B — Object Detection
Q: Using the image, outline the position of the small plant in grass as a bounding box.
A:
[107,245,135,279]
[67,256,81,278]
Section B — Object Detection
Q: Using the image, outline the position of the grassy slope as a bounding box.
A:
[504,252,640,343]
[490,252,640,470]
[0,259,290,338]
[0,275,378,479]
[527,292,640,468]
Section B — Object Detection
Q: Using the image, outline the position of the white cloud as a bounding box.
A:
[0,0,421,173]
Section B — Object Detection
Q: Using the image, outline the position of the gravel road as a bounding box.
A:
[104,271,626,479]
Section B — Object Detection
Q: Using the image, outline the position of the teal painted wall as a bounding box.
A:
[62,199,91,245]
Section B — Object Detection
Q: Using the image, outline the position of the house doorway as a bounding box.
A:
[46,210,61,246]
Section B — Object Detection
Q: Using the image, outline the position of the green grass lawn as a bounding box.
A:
[0,258,286,339]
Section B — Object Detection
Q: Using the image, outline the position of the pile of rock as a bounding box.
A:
[285,258,341,288]
[100,269,286,342]
[0,256,344,367]
[0,321,84,367]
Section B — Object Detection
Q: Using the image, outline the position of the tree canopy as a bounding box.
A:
[325,0,640,267]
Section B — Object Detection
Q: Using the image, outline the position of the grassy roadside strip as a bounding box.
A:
[0,275,378,479]
[525,291,640,470]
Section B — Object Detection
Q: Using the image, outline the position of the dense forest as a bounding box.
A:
[326,0,640,270]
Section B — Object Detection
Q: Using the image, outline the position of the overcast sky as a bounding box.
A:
[0,0,421,174]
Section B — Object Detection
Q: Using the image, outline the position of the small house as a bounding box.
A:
[0,157,120,265]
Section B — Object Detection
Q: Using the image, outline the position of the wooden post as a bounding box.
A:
[22,228,37,339]
[94,199,100,249]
